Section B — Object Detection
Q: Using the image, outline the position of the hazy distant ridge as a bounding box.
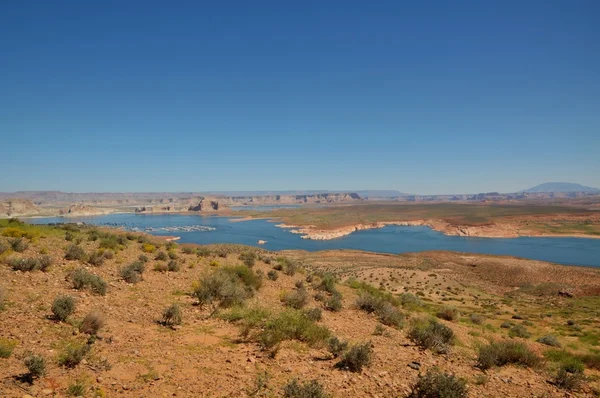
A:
[521,182,600,193]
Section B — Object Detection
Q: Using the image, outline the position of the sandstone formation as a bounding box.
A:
[0,199,41,217]
[58,203,112,216]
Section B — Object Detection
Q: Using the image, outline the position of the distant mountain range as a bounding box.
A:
[521,182,600,193]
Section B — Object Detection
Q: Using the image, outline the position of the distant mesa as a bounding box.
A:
[0,199,41,217]
[521,182,600,193]
[58,203,110,216]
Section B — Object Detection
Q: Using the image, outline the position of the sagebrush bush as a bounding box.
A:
[408,319,455,354]
[79,312,105,335]
[267,270,279,281]
[327,336,348,358]
[197,247,211,257]
[0,241,9,255]
[154,262,168,272]
[168,251,178,260]
[58,341,90,368]
[162,303,182,327]
[408,368,468,398]
[553,364,584,391]
[283,379,331,398]
[52,295,76,322]
[182,247,196,254]
[324,293,343,312]
[335,342,372,372]
[98,237,119,251]
[436,306,459,321]
[258,310,331,350]
[400,292,423,308]
[476,340,540,370]
[138,254,149,263]
[9,256,51,272]
[168,260,180,272]
[120,261,145,283]
[70,269,107,295]
[66,379,87,396]
[0,337,16,358]
[194,266,262,309]
[470,313,485,325]
[282,288,309,309]
[25,354,46,378]
[0,284,5,310]
[10,238,28,252]
[356,293,403,327]
[316,273,337,294]
[65,244,87,261]
[304,307,322,322]
[239,251,256,267]
[87,250,105,266]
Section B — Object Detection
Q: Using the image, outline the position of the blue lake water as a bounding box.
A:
[28,213,600,267]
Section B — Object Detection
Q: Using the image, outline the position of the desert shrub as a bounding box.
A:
[0,241,8,255]
[553,363,585,391]
[400,292,423,308]
[373,324,386,336]
[328,336,348,358]
[154,262,168,272]
[67,379,87,396]
[470,313,485,325]
[408,368,468,398]
[356,293,383,313]
[193,267,262,309]
[0,285,5,310]
[52,295,76,322]
[304,307,322,322]
[120,261,145,283]
[65,244,86,261]
[168,260,180,272]
[283,379,331,398]
[9,257,38,271]
[500,321,512,329]
[324,293,343,312]
[436,307,459,321]
[182,247,196,254]
[282,288,309,309]
[70,269,107,295]
[0,337,17,358]
[197,247,211,257]
[9,238,28,252]
[138,254,149,263]
[408,319,455,354]
[88,250,105,266]
[335,342,372,372]
[476,340,540,370]
[79,312,105,335]
[239,251,256,267]
[103,249,115,259]
[168,251,178,260]
[347,278,400,306]
[162,303,182,327]
[155,251,167,261]
[24,354,46,378]
[65,231,75,241]
[580,353,600,370]
[98,237,119,251]
[376,302,405,328]
[295,280,305,289]
[267,270,279,281]
[258,310,331,350]
[316,273,337,294]
[142,243,156,253]
[509,324,531,339]
[537,335,561,347]
[58,341,90,368]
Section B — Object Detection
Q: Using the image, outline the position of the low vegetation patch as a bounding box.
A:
[239,251,256,267]
[58,341,91,368]
[0,337,17,358]
[281,288,309,309]
[356,293,404,328]
[162,303,182,327]
[408,368,468,398]
[194,266,263,310]
[537,335,561,347]
[8,255,52,272]
[477,340,540,370]
[283,379,331,398]
[408,318,455,354]
[508,324,531,339]
[335,342,372,372]
[65,244,87,261]
[79,312,105,335]
[120,261,145,283]
[9,238,29,252]
[52,295,76,322]
[327,336,349,358]
[24,354,46,379]
[436,306,459,321]
[70,269,107,295]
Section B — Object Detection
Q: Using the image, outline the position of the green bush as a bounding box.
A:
[98,237,119,251]
[408,319,455,354]
[316,273,337,294]
[283,379,331,398]
[304,307,322,322]
[58,341,90,368]
[408,368,468,398]
[9,238,28,252]
[168,251,178,260]
[509,324,531,339]
[197,247,211,257]
[470,313,485,325]
[52,295,76,322]
[193,267,262,309]
[436,307,459,321]
[347,278,400,306]
[400,292,423,309]
[327,336,348,358]
[282,288,309,309]
[8,256,51,272]
[267,270,279,281]
[0,337,17,358]
[120,261,145,283]
[79,312,105,335]
[87,250,106,266]
[66,379,86,396]
[0,241,9,255]
[155,251,168,261]
[324,293,343,312]
[138,254,149,263]
[154,262,168,272]
[476,340,540,370]
[182,247,196,254]
[537,335,561,347]
[553,363,584,391]
[162,303,182,327]
[167,260,180,272]
[356,293,403,327]
[24,354,46,378]
[258,310,331,350]
[335,342,372,372]
[70,269,107,295]
[65,244,87,261]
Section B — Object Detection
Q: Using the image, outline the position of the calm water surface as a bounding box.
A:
[29,213,600,267]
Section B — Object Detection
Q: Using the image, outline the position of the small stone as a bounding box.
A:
[408,361,421,370]
[42,389,53,396]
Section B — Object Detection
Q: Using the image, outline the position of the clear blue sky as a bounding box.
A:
[1,1,599,194]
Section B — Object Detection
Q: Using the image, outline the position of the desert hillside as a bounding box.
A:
[1,220,599,397]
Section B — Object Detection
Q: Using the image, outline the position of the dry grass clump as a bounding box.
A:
[335,342,373,372]
[162,303,183,327]
[356,293,404,328]
[65,244,87,261]
[281,288,309,309]
[58,341,91,368]
[70,268,107,295]
[257,310,331,351]
[476,340,540,370]
[0,337,17,358]
[120,261,145,283]
[327,336,348,358]
[283,379,331,398]
[8,255,52,272]
[436,306,460,321]
[79,312,105,335]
